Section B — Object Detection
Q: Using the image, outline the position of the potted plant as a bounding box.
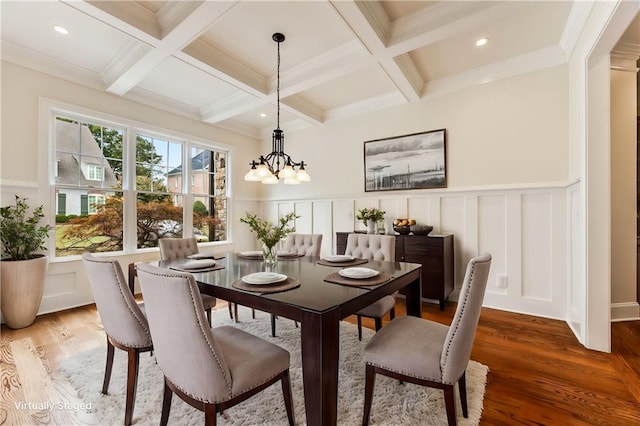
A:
[356,207,385,234]
[1,195,52,329]
[240,212,299,266]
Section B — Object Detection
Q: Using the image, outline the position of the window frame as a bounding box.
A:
[45,100,231,260]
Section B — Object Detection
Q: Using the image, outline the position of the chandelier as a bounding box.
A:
[244,33,310,185]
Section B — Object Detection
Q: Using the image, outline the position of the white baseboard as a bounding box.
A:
[611,302,640,322]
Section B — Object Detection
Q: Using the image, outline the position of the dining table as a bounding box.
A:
[136,252,422,426]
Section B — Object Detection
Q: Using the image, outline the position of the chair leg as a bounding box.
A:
[443,384,457,426]
[227,303,234,320]
[160,379,173,426]
[206,308,212,327]
[204,403,217,426]
[235,304,240,323]
[102,337,115,394]
[294,321,299,328]
[374,317,382,331]
[389,306,396,320]
[357,315,363,341]
[281,370,296,426]
[271,314,277,337]
[251,308,255,319]
[124,348,141,426]
[458,371,468,418]
[362,364,376,426]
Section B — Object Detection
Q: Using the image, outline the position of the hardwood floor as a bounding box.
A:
[2,300,639,425]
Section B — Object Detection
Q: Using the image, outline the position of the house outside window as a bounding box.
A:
[52,109,230,257]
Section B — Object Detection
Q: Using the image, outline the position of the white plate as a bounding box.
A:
[180,259,216,270]
[240,251,263,257]
[187,253,216,260]
[277,251,298,257]
[323,255,354,263]
[338,267,379,279]
[242,272,288,285]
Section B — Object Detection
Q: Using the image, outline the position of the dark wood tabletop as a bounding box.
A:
[139,252,422,426]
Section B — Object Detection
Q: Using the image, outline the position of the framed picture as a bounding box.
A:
[364,129,447,192]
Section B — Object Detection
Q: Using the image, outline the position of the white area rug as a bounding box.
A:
[57,308,488,425]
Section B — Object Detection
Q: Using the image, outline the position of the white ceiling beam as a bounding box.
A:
[422,45,566,99]
[201,93,263,124]
[179,40,268,97]
[324,91,406,123]
[386,1,508,56]
[280,97,324,126]
[104,1,238,95]
[330,0,421,101]
[64,1,161,45]
[277,40,373,97]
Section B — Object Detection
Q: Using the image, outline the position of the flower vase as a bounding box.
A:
[262,243,278,266]
[367,221,376,234]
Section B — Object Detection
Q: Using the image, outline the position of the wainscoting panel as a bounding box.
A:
[407,197,431,229]
[478,195,508,296]
[293,202,313,234]
[522,193,553,301]
[312,201,333,258]
[440,196,467,289]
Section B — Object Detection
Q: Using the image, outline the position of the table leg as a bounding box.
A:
[404,274,422,317]
[300,309,340,426]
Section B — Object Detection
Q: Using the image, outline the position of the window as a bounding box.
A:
[136,134,184,248]
[86,164,103,181]
[87,194,105,214]
[54,117,124,257]
[192,147,227,242]
[51,108,229,257]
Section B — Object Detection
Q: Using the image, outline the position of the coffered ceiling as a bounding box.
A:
[1,1,638,139]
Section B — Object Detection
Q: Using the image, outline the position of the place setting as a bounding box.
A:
[232,271,301,294]
[316,254,369,267]
[323,266,391,287]
[168,258,225,273]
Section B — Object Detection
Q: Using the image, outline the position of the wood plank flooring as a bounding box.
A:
[1,300,639,425]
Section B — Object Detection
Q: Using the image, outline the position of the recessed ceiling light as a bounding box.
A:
[260,113,267,118]
[475,38,489,47]
[53,25,69,35]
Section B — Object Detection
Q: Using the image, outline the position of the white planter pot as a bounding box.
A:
[1,255,48,329]
[367,222,376,234]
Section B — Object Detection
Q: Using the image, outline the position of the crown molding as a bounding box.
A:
[559,1,595,59]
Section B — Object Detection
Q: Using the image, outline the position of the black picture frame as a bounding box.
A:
[364,129,447,192]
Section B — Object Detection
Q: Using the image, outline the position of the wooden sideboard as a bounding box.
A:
[336,232,454,310]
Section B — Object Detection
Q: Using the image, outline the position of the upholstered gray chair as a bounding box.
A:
[345,233,397,340]
[269,234,324,337]
[283,233,323,257]
[82,254,153,426]
[362,253,492,426]
[135,263,295,426]
[158,237,222,325]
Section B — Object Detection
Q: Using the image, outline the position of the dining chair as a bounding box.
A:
[283,233,323,256]
[344,233,397,340]
[361,253,492,426]
[269,233,324,337]
[135,263,295,426]
[158,237,226,325]
[82,254,153,426]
